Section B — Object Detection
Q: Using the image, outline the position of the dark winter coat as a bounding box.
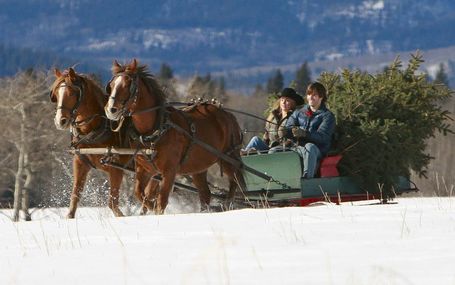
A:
[284,104,335,156]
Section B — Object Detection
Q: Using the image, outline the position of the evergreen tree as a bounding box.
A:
[434,63,449,86]
[319,53,453,198]
[252,84,265,97]
[157,63,178,101]
[187,73,215,100]
[295,61,312,95]
[266,69,284,94]
[218,76,226,96]
[204,73,216,99]
[158,62,174,80]
[216,76,228,104]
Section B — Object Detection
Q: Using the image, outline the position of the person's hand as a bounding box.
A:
[262,130,269,140]
[284,139,293,147]
[277,127,286,139]
[291,127,307,138]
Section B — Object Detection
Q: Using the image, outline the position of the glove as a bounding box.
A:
[277,127,286,139]
[291,127,307,138]
[284,139,293,147]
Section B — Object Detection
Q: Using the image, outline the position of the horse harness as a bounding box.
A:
[108,72,200,167]
[106,72,243,172]
[55,77,122,170]
[128,106,197,170]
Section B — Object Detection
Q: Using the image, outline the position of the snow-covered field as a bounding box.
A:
[1,197,454,285]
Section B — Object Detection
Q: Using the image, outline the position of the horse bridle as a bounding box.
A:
[106,73,139,117]
[53,79,85,125]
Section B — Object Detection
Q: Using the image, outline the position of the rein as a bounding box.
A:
[124,101,279,126]
[73,114,101,127]
[71,116,113,147]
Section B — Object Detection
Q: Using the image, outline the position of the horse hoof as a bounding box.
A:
[154,209,165,215]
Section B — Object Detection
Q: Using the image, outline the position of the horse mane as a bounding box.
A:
[82,74,108,105]
[112,63,167,106]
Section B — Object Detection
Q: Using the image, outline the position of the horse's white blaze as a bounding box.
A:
[107,76,123,109]
[105,76,124,120]
[54,85,67,127]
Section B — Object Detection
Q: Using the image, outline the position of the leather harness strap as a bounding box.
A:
[76,153,97,169]
[177,110,196,166]
[71,117,112,147]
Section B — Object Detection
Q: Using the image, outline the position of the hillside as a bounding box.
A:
[1,0,455,83]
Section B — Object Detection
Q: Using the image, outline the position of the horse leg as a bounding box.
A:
[134,166,154,215]
[155,170,177,215]
[143,178,160,214]
[107,168,124,217]
[67,156,91,219]
[191,171,212,212]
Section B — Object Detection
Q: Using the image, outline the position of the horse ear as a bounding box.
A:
[130,58,138,71]
[113,60,121,69]
[68,67,77,81]
[54,68,62,78]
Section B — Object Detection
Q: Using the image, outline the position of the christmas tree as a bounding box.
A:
[320,52,453,198]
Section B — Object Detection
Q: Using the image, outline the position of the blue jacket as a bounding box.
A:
[285,104,335,156]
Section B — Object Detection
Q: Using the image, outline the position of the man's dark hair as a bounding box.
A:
[306,82,328,103]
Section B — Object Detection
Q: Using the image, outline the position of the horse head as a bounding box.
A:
[104,59,141,121]
[49,67,86,130]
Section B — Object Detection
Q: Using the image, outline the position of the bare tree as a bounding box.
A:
[0,70,62,221]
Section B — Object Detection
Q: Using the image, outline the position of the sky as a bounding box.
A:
[1,197,455,284]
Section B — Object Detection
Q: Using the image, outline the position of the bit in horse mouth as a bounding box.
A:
[54,117,70,130]
[105,107,122,121]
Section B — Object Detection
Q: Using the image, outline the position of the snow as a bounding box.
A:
[87,39,118,50]
[427,62,450,79]
[1,197,455,284]
[335,1,385,19]
[364,0,384,11]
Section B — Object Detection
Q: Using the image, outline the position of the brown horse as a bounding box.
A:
[50,67,151,218]
[104,59,246,214]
